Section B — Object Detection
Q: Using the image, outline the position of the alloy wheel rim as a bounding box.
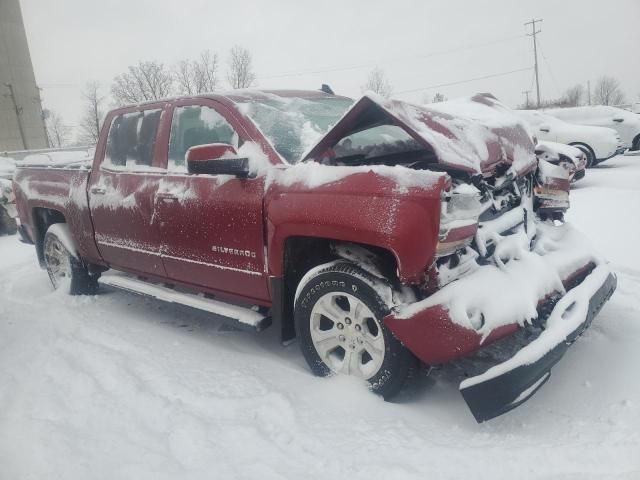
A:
[310,292,385,379]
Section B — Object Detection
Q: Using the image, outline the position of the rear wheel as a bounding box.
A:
[632,135,640,152]
[295,261,415,399]
[43,225,97,295]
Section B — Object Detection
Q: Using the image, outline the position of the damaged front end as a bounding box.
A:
[459,265,616,422]
[303,93,615,422]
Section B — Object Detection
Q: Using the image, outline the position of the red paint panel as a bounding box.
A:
[156,174,269,302]
[265,170,446,283]
[384,305,519,365]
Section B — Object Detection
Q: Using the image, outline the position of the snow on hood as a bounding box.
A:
[535,141,583,165]
[304,93,536,176]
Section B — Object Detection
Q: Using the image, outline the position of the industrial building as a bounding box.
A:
[0,0,48,151]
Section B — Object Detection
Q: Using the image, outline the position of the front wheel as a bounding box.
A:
[294,261,415,399]
[43,224,97,295]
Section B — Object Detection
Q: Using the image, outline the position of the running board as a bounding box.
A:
[98,272,270,331]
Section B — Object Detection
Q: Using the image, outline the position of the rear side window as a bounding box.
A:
[104,109,162,169]
[168,105,239,171]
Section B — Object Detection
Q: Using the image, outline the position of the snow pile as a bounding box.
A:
[396,221,602,336]
[461,263,611,388]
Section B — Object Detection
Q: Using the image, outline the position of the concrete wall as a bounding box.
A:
[0,0,48,151]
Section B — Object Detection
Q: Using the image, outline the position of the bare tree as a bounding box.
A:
[79,81,105,144]
[226,45,255,89]
[175,60,197,95]
[593,76,626,106]
[431,92,447,103]
[111,61,174,105]
[563,84,585,107]
[44,109,69,148]
[362,67,392,98]
[175,50,219,95]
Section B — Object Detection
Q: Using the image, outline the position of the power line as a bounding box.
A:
[257,34,527,80]
[394,67,533,95]
[536,38,561,98]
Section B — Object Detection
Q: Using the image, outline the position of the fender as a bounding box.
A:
[265,168,446,284]
[13,166,103,266]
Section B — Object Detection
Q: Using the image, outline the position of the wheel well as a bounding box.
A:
[273,236,399,342]
[32,207,66,266]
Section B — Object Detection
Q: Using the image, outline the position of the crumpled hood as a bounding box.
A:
[303,93,537,176]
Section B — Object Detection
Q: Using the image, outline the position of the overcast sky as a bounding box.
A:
[20,0,640,140]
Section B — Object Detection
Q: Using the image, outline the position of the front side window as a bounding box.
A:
[168,105,239,171]
[104,109,162,168]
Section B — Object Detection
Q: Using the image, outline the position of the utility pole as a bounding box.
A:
[522,90,531,108]
[587,80,591,105]
[525,18,543,108]
[3,83,28,150]
[36,86,51,148]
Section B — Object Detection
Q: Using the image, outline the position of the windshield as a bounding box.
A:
[238,95,353,163]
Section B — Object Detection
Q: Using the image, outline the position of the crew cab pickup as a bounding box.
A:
[13,90,616,422]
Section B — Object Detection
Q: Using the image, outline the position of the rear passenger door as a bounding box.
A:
[88,106,168,277]
[156,100,269,302]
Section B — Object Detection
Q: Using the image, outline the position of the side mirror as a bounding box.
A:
[186,143,250,177]
[539,124,551,133]
[613,118,624,123]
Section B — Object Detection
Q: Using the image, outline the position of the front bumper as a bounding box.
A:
[459,267,616,422]
[384,222,616,422]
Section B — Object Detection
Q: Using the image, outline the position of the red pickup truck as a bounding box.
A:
[13,89,615,422]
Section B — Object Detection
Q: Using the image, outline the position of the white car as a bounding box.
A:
[544,105,640,152]
[516,109,622,167]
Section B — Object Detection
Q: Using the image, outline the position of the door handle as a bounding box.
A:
[90,186,106,195]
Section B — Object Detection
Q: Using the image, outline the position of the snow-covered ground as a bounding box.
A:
[1,155,639,479]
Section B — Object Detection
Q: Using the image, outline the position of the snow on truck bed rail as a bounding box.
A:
[19,150,92,168]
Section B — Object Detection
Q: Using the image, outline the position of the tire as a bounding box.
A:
[43,224,97,295]
[570,143,596,168]
[632,135,640,152]
[294,261,416,399]
[0,206,17,235]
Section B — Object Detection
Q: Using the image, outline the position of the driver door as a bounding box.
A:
[156,100,269,303]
